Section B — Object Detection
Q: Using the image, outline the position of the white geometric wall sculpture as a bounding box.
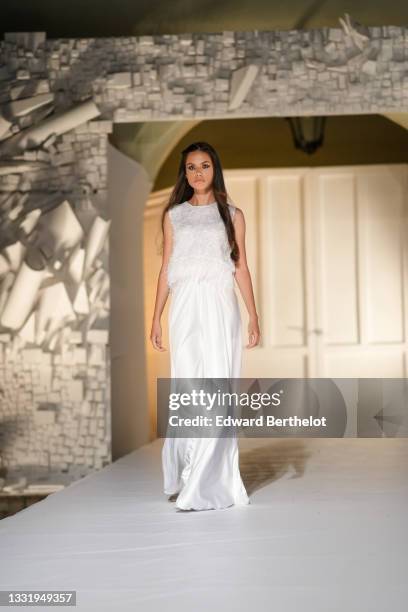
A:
[0,38,112,486]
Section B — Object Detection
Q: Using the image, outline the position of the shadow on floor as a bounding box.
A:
[239,438,312,495]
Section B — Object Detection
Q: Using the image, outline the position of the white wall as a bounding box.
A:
[108,142,152,459]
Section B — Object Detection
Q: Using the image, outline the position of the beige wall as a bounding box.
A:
[143,192,174,439]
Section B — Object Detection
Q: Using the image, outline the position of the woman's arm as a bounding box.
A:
[150,211,173,352]
[233,208,261,348]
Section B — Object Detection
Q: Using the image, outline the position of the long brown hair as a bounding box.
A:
[160,141,239,262]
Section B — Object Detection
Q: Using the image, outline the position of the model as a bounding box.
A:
[150,141,260,511]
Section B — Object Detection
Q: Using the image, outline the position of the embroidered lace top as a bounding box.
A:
[166,201,237,290]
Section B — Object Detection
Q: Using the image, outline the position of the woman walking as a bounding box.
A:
[150,141,260,511]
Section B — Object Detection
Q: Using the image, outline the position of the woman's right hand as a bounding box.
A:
[150,319,166,351]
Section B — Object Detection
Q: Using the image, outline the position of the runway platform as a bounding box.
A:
[0,437,407,611]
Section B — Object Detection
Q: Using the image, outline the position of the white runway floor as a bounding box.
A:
[0,437,407,611]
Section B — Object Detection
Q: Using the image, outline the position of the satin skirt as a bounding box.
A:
[162,277,250,511]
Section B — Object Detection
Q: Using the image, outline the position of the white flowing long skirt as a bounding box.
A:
[162,277,250,510]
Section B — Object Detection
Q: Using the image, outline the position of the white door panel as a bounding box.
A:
[224,164,408,378]
[312,165,408,377]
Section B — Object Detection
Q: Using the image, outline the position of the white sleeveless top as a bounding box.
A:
[166,201,237,290]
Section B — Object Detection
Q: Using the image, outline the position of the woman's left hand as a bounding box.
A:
[246,316,261,348]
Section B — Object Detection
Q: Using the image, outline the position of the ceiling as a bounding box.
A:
[148,114,408,190]
[1,0,407,38]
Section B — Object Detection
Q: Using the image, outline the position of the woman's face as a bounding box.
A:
[185,151,214,193]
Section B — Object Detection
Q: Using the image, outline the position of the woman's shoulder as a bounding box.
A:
[227,202,242,220]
